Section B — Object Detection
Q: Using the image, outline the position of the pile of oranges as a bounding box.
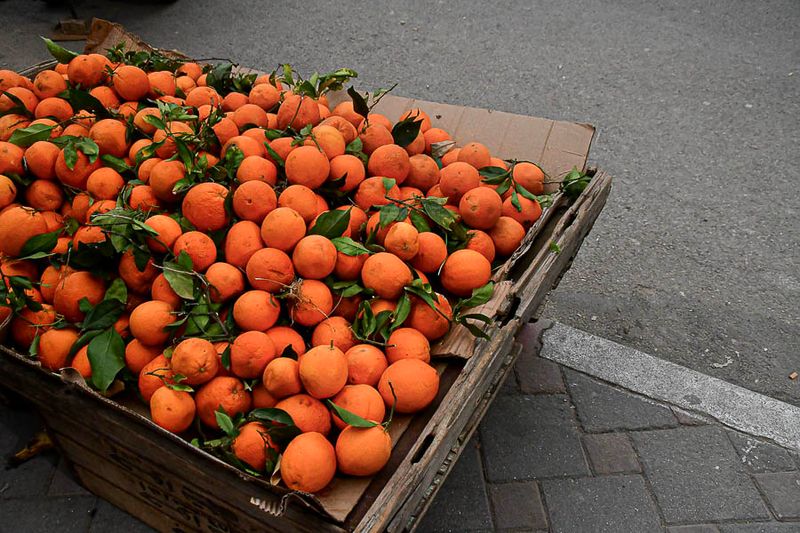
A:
[0,41,546,494]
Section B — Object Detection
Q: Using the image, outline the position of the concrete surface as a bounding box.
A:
[1,0,797,405]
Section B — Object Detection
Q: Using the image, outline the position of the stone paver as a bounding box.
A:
[753,472,800,519]
[488,481,548,530]
[89,500,154,533]
[0,496,96,533]
[542,475,662,533]
[479,395,589,481]
[720,525,800,533]
[416,437,494,532]
[728,432,799,474]
[565,369,678,432]
[582,433,641,475]
[667,526,719,533]
[632,426,770,523]
[516,353,565,395]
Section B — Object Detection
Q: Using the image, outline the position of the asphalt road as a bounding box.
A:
[1,0,798,405]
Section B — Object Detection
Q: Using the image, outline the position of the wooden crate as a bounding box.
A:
[0,19,612,532]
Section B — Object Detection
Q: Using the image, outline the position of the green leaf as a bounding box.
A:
[345,137,363,154]
[19,230,60,257]
[479,166,511,181]
[100,154,132,173]
[176,250,194,270]
[391,117,422,148]
[309,208,350,238]
[331,236,371,256]
[327,400,379,427]
[8,123,54,147]
[63,143,78,170]
[248,407,295,427]
[347,86,369,119]
[379,203,403,228]
[81,299,125,331]
[510,188,522,212]
[162,262,195,299]
[458,282,495,310]
[461,320,491,339]
[29,333,40,358]
[87,327,125,391]
[41,36,79,63]
[421,198,456,230]
[142,114,167,131]
[515,183,537,202]
[408,210,431,233]
[221,344,231,369]
[263,142,285,167]
[61,88,110,118]
[1,90,32,118]
[382,177,397,193]
[215,407,239,438]
[206,63,234,94]
[103,278,128,303]
[391,293,411,332]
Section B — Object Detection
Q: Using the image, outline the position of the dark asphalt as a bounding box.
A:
[1,0,798,404]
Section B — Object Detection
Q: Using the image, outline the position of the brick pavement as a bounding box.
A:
[2,326,799,532]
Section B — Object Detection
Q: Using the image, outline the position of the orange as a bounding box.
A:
[399,108,432,132]
[384,222,419,261]
[274,394,331,435]
[329,153,365,192]
[345,344,388,387]
[407,293,452,340]
[185,86,222,108]
[252,385,278,409]
[378,358,439,413]
[23,140,59,180]
[489,216,525,256]
[172,231,217,272]
[330,384,385,430]
[298,344,348,399]
[232,290,281,331]
[276,94,321,130]
[150,273,182,309]
[289,279,333,327]
[195,376,252,428]
[0,87,37,114]
[336,425,392,476]
[144,214,183,254]
[262,357,302,398]
[147,159,186,203]
[512,161,545,195]
[281,432,336,493]
[139,355,174,403]
[423,127,451,154]
[211,116,239,146]
[354,176,401,210]
[232,180,276,223]
[358,123,393,155]
[9,304,55,349]
[333,251,367,281]
[170,337,219,385]
[285,145,330,189]
[129,300,176,347]
[147,70,176,98]
[232,422,279,471]
[410,232,447,273]
[54,148,101,189]
[459,187,503,229]
[248,83,280,111]
[150,386,196,434]
[177,62,203,80]
[260,207,306,252]
[230,330,276,379]
[440,249,491,297]
[361,252,413,299]
[331,101,364,127]
[182,182,230,232]
[205,262,245,303]
[32,70,67,99]
[23,179,62,211]
[66,55,104,87]
[232,103,269,130]
[153,121,193,159]
[310,316,356,352]
[85,167,124,200]
[245,248,295,293]
[222,91,249,112]
[53,270,105,322]
[118,251,158,295]
[277,184,317,223]
[502,195,542,226]
[266,326,307,357]
[70,345,92,378]
[441,147,460,166]
[224,220,264,269]
[306,125,345,159]
[267,136,295,163]
[124,339,161,375]
[439,161,481,202]
[466,229,496,262]
[457,141,491,169]
[291,235,337,280]
[128,185,162,212]
[386,327,431,364]
[89,119,129,158]
[367,144,411,182]
[320,115,358,144]
[112,65,150,101]
[0,141,25,176]
[37,327,79,371]
[236,156,278,185]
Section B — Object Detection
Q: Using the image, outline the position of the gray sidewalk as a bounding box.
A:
[2,322,798,532]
